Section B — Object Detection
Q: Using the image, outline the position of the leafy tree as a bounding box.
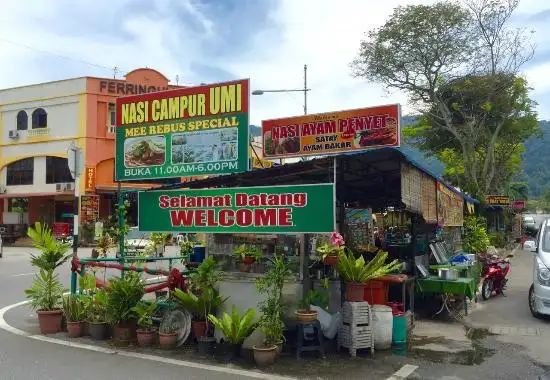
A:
[352,0,538,199]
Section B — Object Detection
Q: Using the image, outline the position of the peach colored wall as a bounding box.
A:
[84,69,182,193]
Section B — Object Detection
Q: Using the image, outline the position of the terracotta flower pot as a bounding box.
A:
[37,309,63,334]
[67,321,85,338]
[253,344,278,367]
[243,256,256,265]
[113,323,136,345]
[323,255,339,266]
[136,328,156,347]
[192,321,207,339]
[294,309,318,322]
[345,281,366,302]
[239,263,252,272]
[158,332,178,349]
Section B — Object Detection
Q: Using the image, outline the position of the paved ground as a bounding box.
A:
[465,247,550,366]
[1,246,550,379]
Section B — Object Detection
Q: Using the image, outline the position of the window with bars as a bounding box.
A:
[46,157,73,184]
[6,158,34,186]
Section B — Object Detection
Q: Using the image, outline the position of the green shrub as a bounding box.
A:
[488,232,506,248]
[462,216,490,254]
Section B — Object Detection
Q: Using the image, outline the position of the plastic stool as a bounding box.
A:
[295,320,325,359]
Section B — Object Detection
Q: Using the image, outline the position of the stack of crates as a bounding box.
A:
[337,301,374,357]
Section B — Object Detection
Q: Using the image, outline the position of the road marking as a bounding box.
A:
[0,300,31,337]
[0,299,296,379]
[10,272,35,277]
[386,364,418,380]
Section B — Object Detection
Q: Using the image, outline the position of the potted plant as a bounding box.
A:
[158,312,179,349]
[233,244,263,272]
[88,289,108,340]
[25,269,66,334]
[253,313,284,367]
[179,239,194,263]
[316,232,345,266]
[336,248,402,302]
[208,306,257,361]
[105,272,144,345]
[151,232,171,257]
[28,223,71,271]
[174,256,227,342]
[62,294,89,338]
[295,289,323,322]
[133,301,158,347]
[256,255,290,355]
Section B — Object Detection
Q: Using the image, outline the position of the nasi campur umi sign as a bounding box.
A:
[138,184,335,233]
[262,104,400,159]
[115,79,249,181]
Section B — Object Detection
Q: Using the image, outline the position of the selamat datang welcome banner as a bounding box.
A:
[138,184,335,233]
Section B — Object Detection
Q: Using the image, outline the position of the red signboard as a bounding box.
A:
[52,222,70,237]
[510,200,527,210]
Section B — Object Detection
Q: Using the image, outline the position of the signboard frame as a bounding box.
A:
[138,183,336,234]
[115,79,250,182]
[486,195,510,206]
[261,104,401,159]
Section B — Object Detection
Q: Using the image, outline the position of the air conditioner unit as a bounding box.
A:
[8,130,19,139]
[0,185,6,194]
[108,125,116,134]
[65,183,74,191]
[56,184,62,191]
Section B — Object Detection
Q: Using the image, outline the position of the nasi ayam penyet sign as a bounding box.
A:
[115,79,249,181]
[138,184,335,234]
[262,104,400,159]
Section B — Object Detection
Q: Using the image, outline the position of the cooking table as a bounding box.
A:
[416,276,477,316]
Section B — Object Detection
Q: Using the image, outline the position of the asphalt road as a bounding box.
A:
[1,246,550,380]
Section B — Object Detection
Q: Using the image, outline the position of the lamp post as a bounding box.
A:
[252,64,310,116]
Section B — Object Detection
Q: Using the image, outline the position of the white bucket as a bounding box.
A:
[372,305,393,350]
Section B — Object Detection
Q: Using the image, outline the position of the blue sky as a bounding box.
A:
[0,0,550,123]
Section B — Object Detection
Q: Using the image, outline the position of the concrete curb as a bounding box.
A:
[0,300,296,380]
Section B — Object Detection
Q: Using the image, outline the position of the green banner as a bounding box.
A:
[138,184,335,233]
[115,79,249,181]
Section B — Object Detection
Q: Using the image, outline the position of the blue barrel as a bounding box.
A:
[193,246,206,263]
[392,312,407,345]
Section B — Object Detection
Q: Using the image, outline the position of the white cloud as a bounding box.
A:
[0,0,549,121]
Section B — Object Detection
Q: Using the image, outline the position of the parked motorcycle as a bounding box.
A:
[479,254,511,300]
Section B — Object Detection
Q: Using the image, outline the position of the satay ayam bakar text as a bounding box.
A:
[158,192,308,228]
[120,82,244,137]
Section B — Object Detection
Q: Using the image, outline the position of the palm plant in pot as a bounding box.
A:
[87,289,108,340]
[233,244,263,272]
[336,248,402,302]
[105,272,145,345]
[25,269,66,334]
[208,306,258,361]
[132,301,158,347]
[174,256,226,344]
[28,222,71,271]
[63,294,89,338]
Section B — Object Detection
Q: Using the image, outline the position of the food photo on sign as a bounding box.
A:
[262,104,400,159]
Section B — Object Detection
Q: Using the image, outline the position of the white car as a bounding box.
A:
[528,219,550,318]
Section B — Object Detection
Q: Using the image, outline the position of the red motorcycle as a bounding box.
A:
[479,254,511,300]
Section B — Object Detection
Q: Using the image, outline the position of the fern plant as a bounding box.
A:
[336,249,402,283]
[28,223,71,271]
[173,288,226,321]
[25,269,65,311]
[207,306,257,344]
[105,272,144,324]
